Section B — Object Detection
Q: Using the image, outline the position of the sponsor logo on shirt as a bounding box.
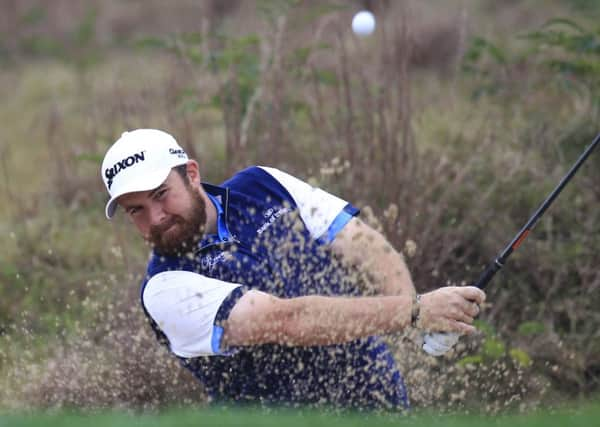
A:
[200,251,231,272]
[257,207,290,235]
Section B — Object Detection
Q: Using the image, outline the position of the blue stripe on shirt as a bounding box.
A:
[318,204,359,244]
[211,325,225,354]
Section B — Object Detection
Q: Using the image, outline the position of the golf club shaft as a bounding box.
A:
[474,133,600,289]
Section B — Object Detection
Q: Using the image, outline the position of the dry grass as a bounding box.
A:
[1,0,599,412]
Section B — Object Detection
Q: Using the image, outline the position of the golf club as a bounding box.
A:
[474,132,600,290]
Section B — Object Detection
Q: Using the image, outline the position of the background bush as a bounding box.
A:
[0,0,598,413]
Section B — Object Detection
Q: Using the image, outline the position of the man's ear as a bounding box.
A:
[185,160,201,185]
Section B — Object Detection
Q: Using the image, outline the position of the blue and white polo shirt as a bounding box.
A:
[140,166,408,409]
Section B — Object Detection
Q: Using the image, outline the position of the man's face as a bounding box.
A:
[117,169,207,256]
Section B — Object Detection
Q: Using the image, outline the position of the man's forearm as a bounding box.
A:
[280,294,413,345]
[223,291,413,347]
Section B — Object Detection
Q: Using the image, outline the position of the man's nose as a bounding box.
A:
[148,203,167,227]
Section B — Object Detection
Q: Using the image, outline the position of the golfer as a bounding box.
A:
[101,129,485,410]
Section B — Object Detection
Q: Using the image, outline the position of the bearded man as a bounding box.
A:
[101,129,485,410]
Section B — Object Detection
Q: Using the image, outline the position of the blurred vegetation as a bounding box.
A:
[0,0,599,414]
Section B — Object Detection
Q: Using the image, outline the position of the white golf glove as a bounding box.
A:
[422,332,460,356]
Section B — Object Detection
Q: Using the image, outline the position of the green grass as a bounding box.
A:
[1,404,599,427]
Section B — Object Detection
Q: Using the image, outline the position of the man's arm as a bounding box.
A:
[222,291,411,347]
[221,286,485,348]
[330,217,415,298]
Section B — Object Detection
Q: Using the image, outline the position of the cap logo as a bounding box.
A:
[169,148,187,158]
[104,151,146,189]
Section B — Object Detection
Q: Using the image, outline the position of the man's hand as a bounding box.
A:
[416,286,485,334]
[422,332,460,356]
[414,286,485,356]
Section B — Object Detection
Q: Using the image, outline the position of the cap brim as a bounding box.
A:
[104,167,173,219]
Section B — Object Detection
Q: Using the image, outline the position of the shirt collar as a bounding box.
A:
[201,183,233,246]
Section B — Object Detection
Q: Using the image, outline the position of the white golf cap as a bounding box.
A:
[101,129,189,219]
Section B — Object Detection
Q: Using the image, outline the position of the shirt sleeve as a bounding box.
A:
[142,270,241,358]
[258,166,359,243]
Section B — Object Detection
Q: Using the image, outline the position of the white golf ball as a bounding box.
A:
[352,10,376,36]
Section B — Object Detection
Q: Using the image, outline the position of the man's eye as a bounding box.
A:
[128,207,140,216]
[156,189,167,199]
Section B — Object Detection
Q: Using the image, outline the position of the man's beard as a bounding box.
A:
[147,186,207,257]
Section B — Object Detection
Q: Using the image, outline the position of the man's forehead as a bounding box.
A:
[117,187,155,206]
[117,171,178,205]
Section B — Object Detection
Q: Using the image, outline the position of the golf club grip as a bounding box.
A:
[473,260,501,289]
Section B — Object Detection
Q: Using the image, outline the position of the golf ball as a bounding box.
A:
[352,10,376,36]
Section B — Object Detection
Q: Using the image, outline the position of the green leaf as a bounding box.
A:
[21,5,46,26]
[316,42,333,50]
[185,47,203,64]
[290,100,310,114]
[73,8,97,47]
[315,69,338,85]
[457,355,484,366]
[180,32,203,45]
[135,37,171,50]
[474,319,496,336]
[517,321,545,336]
[293,47,312,64]
[546,58,600,77]
[509,348,533,367]
[0,261,18,277]
[482,337,506,359]
[542,18,587,34]
[178,99,202,114]
[296,3,347,25]
[465,37,506,65]
[19,36,64,57]
[211,94,222,108]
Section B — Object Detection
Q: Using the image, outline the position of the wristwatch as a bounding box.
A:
[411,294,421,328]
